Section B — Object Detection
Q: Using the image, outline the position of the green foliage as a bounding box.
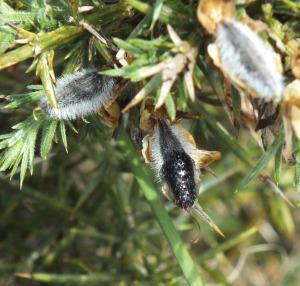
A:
[0,115,40,185]
[0,85,69,187]
[237,132,285,190]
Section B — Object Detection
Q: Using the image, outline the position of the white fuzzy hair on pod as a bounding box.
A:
[216,19,284,102]
[40,69,116,120]
[150,121,201,184]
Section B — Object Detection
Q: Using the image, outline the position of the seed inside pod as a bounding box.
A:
[40,69,116,120]
[215,19,284,102]
[150,119,199,209]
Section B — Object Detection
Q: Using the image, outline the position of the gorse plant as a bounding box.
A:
[0,84,69,187]
[1,0,300,285]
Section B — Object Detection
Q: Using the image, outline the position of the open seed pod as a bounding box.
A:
[198,0,284,103]
[140,108,223,236]
[208,20,284,103]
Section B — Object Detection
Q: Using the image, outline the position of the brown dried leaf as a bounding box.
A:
[197,0,235,34]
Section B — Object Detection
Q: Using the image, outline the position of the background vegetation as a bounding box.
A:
[0,0,300,285]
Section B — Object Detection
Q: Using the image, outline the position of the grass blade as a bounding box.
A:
[15,272,113,285]
[150,0,164,30]
[165,93,176,121]
[237,132,285,190]
[274,143,283,184]
[197,226,258,264]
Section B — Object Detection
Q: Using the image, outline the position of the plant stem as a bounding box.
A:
[0,26,83,70]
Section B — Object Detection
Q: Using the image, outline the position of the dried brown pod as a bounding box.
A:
[292,48,300,79]
[197,0,235,34]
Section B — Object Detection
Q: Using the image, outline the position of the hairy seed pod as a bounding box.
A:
[215,19,284,102]
[150,119,199,209]
[143,119,224,236]
[40,69,116,120]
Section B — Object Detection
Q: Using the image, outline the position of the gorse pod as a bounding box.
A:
[40,69,117,120]
[151,119,199,209]
[197,0,284,102]
[212,19,284,102]
[143,119,223,236]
